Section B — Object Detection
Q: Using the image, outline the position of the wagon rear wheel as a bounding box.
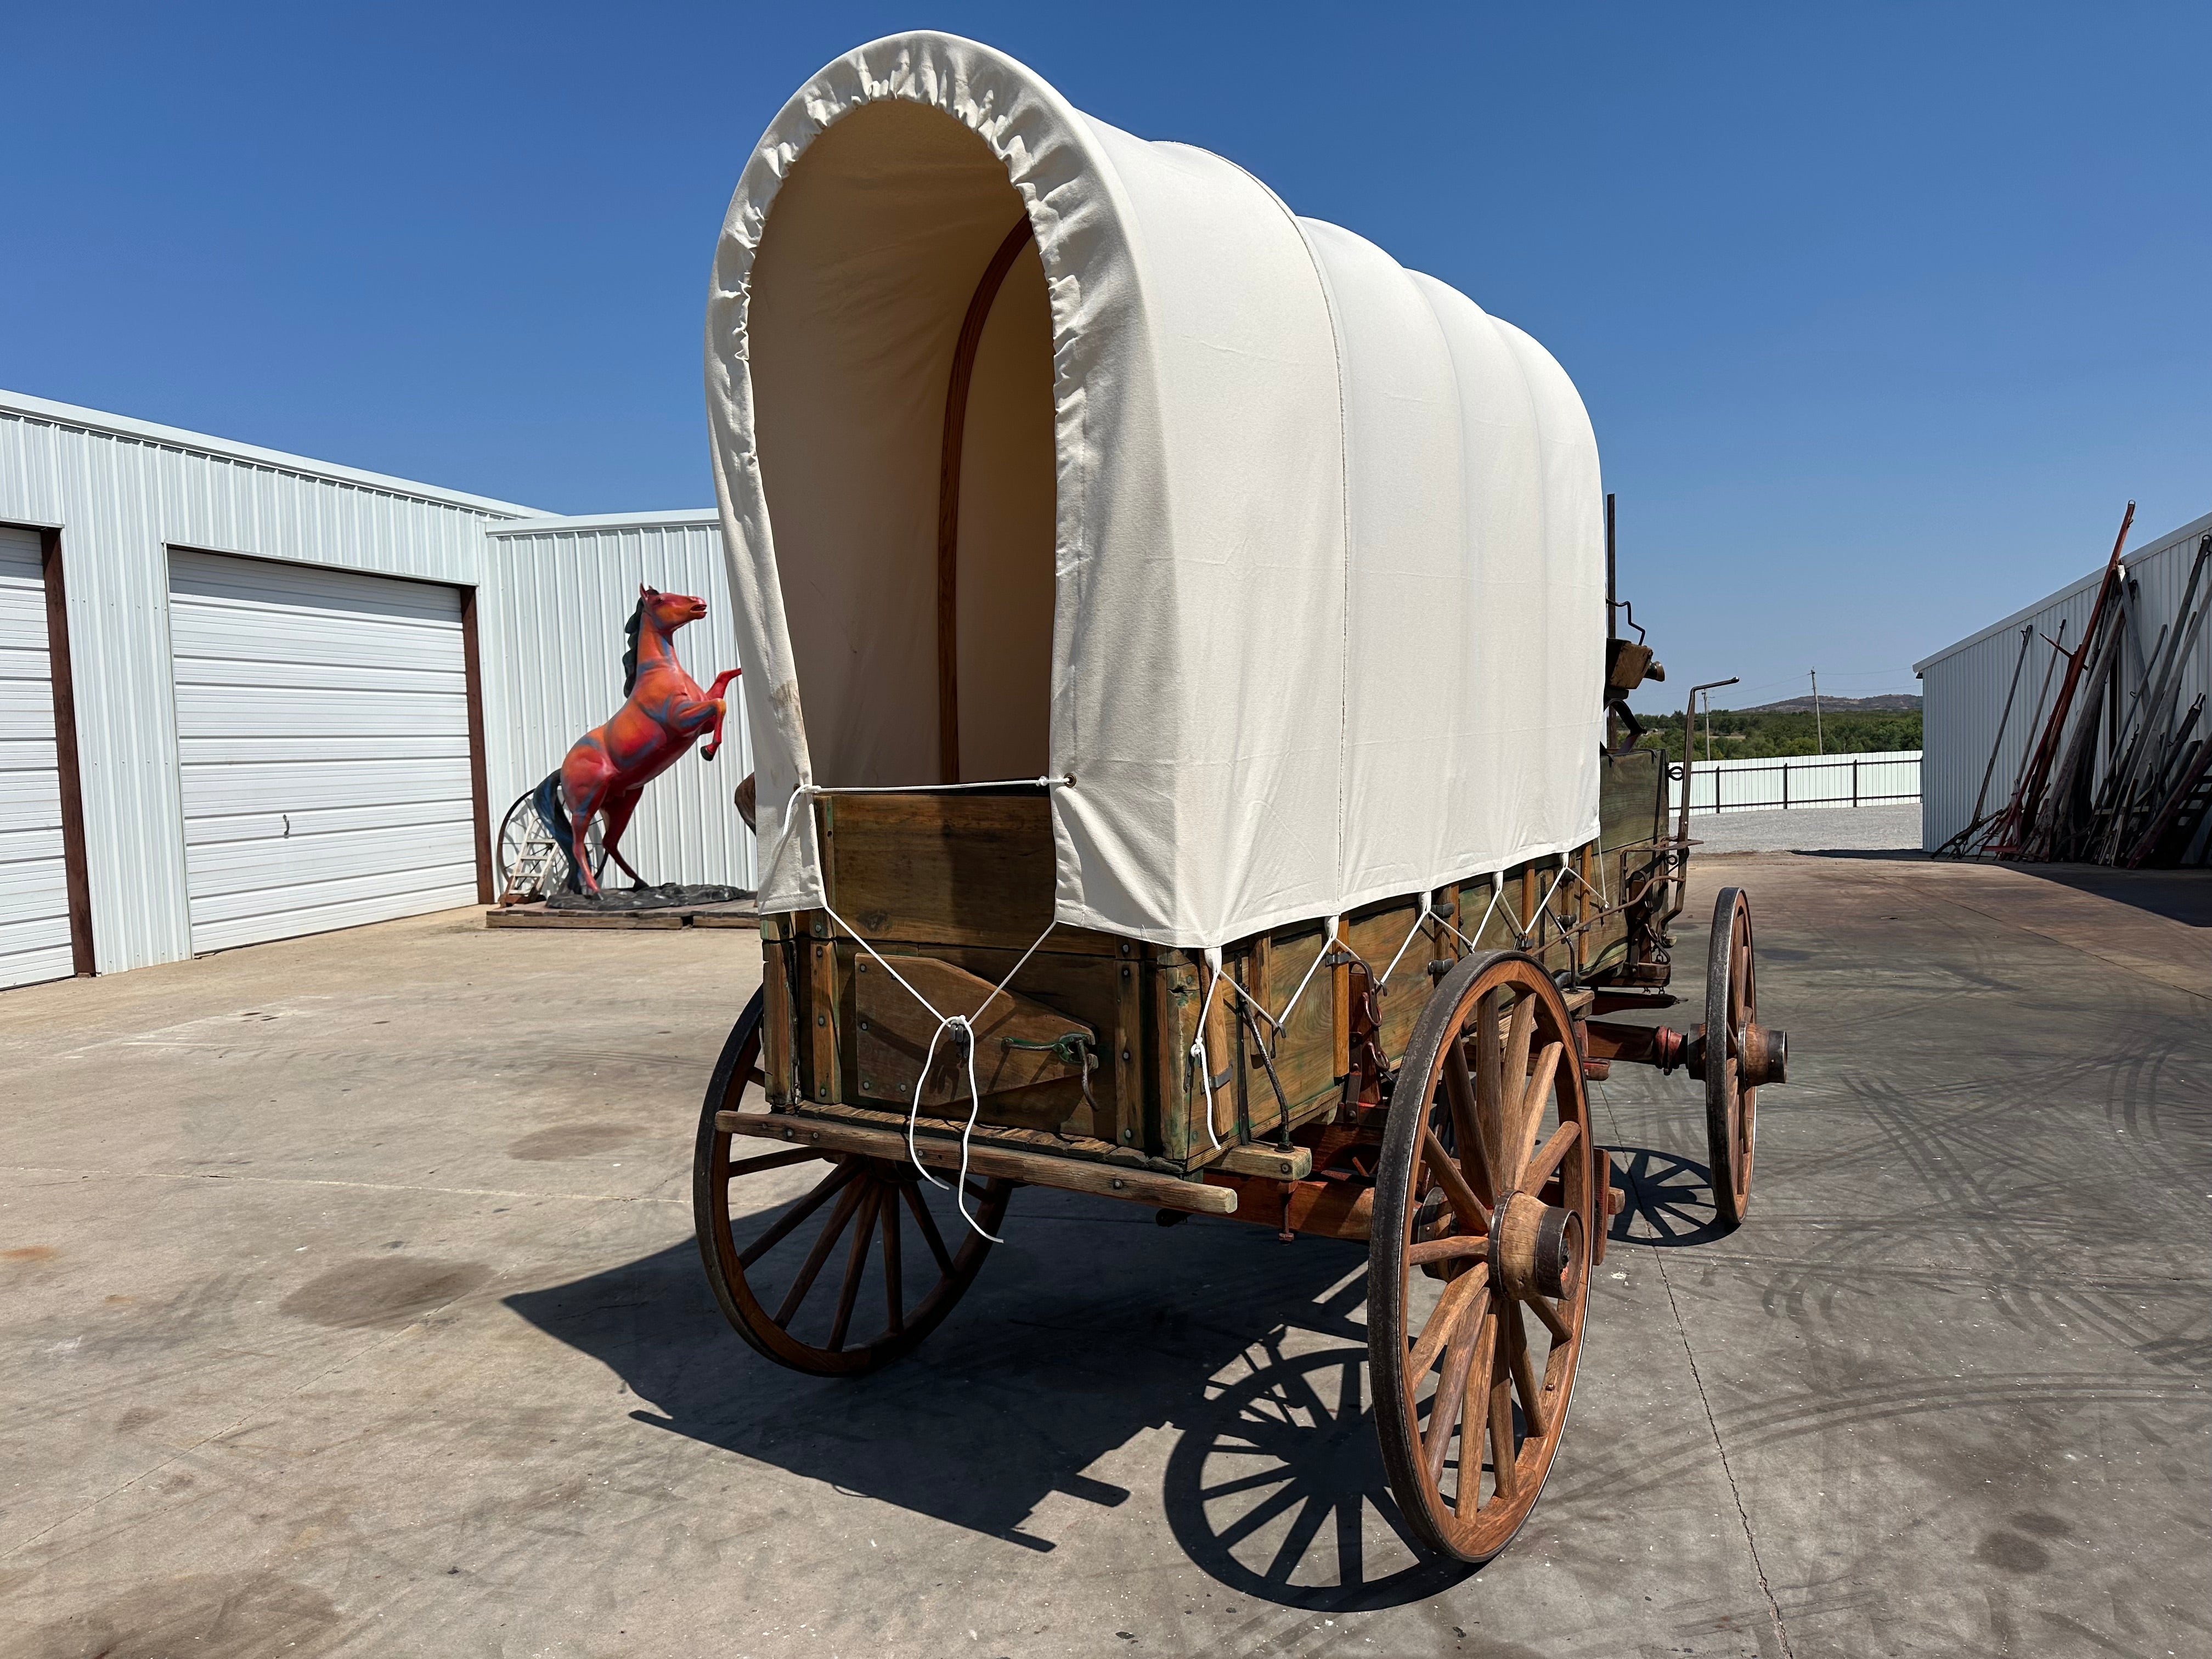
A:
[1705,887,1758,1228]
[692,990,1011,1376]
[1369,952,1596,1564]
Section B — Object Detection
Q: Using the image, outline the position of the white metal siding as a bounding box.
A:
[1916,509,2212,851]
[0,391,536,972]
[168,551,478,952]
[0,526,73,988]
[480,514,755,890]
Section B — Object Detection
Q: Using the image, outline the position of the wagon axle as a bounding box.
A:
[1582,1015,1788,1090]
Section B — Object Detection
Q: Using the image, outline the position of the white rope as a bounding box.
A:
[780,774,1069,825]
[1486,856,1576,951]
[775,775,1074,864]
[1272,915,1344,1031]
[1191,913,1355,1146]
[804,891,1059,1243]
[1442,885,1499,953]
[1190,947,1229,1149]
[1375,891,1436,989]
[811,775,1071,797]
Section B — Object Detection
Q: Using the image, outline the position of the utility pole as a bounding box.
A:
[1811,668,1824,755]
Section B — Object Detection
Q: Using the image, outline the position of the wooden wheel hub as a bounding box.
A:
[1737,1022,1787,1089]
[1489,1191,1585,1302]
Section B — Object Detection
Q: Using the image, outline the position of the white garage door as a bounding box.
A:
[0,526,75,989]
[170,550,478,954]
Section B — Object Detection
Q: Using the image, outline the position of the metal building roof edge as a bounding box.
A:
[488,509,723,536]
[0,387,551,520]
[1912,507,2212,675]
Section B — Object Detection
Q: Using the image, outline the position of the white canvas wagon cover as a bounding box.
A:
[708,32,1604,950]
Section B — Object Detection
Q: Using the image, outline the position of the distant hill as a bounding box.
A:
[1634,701,1922,761]
[1741,693,1921,714]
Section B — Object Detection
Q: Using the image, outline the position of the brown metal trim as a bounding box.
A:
[459,586,494,904]
[935,215,1037,785]
[38,529,97,977]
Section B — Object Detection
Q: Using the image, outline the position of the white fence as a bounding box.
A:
[1667,749,1923,815]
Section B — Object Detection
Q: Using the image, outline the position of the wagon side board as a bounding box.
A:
[754,786,1682,1221]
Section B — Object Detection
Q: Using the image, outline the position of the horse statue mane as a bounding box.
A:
[541,584,741,896]
[621,599,644,697]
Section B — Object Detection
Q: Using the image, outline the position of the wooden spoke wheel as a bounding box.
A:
[692,990,1012,1376]
[495,786,603,900]
[1705,886,1758,1228]
[1369,952,1596,1563]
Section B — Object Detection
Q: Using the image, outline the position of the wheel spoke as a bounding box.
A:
[1473,989,1505,1172]
[1421,1128,1492,1233]
[1406,1235,1491,1268]
[739,1159,861,1268]
[1523,1290,1572,1345]
[1505,1301,1547,1438]
[1442,1036,1494,1205]
[881,1188,904,1334]
[1452,1307,1499,1512]
[773,1176,866,1327]
[727,1146,822,1180]
[826,1187,880,1351]
[1502,995,1535,1115]
[1505,1041,1562,1191]
[1424,1304,1485,1487]
[1487,1346,1519,1504]
[1521,1116,1581,1194]
[902,1180,956,1276]
[1409,1267,1488,1380]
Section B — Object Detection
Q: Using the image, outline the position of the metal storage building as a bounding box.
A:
[1916,508,2212,853]
[0,390,752,991]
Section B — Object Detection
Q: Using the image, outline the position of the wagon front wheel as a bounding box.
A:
[1369,952,1596,1564]
[692,990,1011,1376]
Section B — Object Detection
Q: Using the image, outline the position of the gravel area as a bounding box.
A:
[1687,799,1922,853]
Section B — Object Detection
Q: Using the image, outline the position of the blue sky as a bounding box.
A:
[5,3,2206,707]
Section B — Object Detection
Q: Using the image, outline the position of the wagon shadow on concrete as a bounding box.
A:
[503,1187,1471,1609]
[1606,1146,1732,1250]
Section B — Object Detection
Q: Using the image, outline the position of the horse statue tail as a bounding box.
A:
[532,770,583,893]
[621,598,644,696]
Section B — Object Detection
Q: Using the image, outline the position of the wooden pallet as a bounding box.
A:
[486,899,759,931]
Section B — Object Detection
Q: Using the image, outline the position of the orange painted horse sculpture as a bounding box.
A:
[538,585,740,896]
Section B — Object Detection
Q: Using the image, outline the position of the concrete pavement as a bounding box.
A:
[1,857,2205,1657]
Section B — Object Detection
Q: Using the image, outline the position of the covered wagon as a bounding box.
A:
[693,32,1785,1564]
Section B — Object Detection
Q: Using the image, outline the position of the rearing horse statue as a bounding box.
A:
[539,585,740,896]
